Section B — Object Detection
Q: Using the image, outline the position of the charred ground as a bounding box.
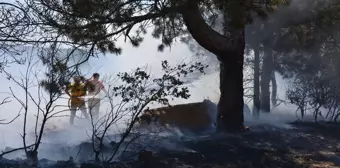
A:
[1,121,340,168]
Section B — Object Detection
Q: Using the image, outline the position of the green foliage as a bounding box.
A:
[0,2,33,58]
[243,0,340,73]
[112,60,208,106]
[29,0,291,53]
[39,45,77,95]
[89,60,208,162]
[286,69,340,122]
[272,1,340,122]
[275,1,340,72]
[237,0,340,121]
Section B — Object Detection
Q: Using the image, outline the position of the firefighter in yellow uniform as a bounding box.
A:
[64,76,89,124]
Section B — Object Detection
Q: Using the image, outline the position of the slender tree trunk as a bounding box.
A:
[253,47,261,118]
[260,47,273,112]
[181,0,245,132]
[271,71,277,106]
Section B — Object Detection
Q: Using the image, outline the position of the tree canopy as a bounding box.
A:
[2,0,291,131]
[26,0,289,55]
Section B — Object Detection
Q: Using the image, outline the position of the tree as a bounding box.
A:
[0,0,105,78]
[260,42,274,112]
[253,46,261,116]
[0,97,20,124]
[244,0,338,113]
[245,18,264,116]
[1,44,77,166]
[24,0,291,132]
[272,1,340,120]
[0,2,31,67]
[245,13,282,114]
[86,60,207,164]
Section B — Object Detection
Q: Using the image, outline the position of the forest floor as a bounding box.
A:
[1,121,340,168]
[119,121,340,168]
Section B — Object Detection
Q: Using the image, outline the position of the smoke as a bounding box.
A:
[189,0,340,114]
[1,0,338,163]
[0,45,108,160]
[0,41,218,161]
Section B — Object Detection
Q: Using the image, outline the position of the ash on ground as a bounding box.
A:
[1,121,340,168]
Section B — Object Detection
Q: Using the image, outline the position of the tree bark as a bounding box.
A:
[26,150,38,167]
[180,1,245,131]
[260,46,273,112]
[253,46,261,118]
[216,50,245,131]
[271,71,277,106]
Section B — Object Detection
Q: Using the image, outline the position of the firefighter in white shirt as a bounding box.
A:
[85,73,106,121]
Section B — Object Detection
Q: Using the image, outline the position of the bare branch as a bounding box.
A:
[0,96,20,124]
[0,143,35,158]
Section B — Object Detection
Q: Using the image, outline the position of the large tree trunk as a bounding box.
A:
[260,46,273,112]
[253,46,261,118]
[216,51,245,132]
[180,1,245,132]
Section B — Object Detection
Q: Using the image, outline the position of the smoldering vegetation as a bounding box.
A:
[1,0,340,167]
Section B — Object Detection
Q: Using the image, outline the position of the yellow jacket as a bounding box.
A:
[68,82,86,97]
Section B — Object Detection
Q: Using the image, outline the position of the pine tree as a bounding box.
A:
[28,0,291,132]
